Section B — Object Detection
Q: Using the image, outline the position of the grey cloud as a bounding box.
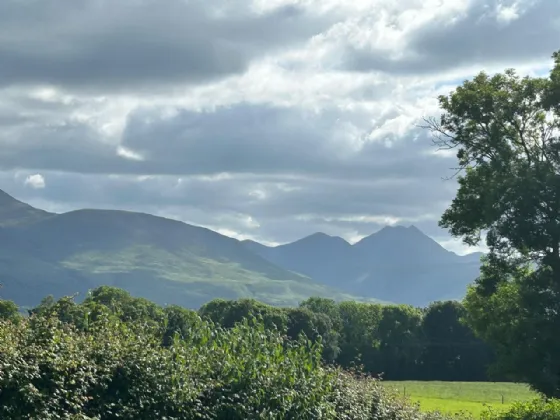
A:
[0,100,457,184]
[0,0,334,91]
[1,168,457,244]
[119,103,455,180]
[0,120,117,173]
[342,0,560,74]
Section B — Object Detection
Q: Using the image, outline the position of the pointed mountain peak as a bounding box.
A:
[357,224,426,244]
[353,224,455,262]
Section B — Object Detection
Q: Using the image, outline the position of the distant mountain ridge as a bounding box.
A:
[0,189,383,309]
[0,190,53,227]
[243,225,483,306]
[0,188,481,308]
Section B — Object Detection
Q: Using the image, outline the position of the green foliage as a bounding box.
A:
[0,292,462,420]
[0,299,20,322]
[199,298,288,331]
[286,307,341,363]
[481,399,560,420]
[84,286,165,327]
[25,288,494,383]
[162,304,202,347]
[425,50,560,396]
[198,294,493,382]
[377,305,424,380]
[421,301,492,381]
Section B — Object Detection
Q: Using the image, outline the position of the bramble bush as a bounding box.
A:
[0,303,459,420]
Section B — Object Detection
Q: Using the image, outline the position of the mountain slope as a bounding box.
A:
[0,190,53,227]
[0,192,383,308]
[244,233,356,284]
[244,226,483,306]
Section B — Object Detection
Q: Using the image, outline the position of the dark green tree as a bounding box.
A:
[299,297,343,331]
[421,301,492,381]
[0,299,20,322]
[286,307,340,362]
[28,294,56,317]
[424,51,560,396]
[336,301,382,370]
[377,305,424,379]
[162,304,202,347]
[199,298,288,332]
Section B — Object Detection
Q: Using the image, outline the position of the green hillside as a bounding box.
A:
[0,191,382,308]
[0,190,53,227]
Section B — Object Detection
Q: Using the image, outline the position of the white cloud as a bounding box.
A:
[24,174,46,189]
[117,146,145,161]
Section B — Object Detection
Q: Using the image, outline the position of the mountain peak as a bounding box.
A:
[293,232,350,247]
[353,224,455,263]
[357,224,426,243]
[0,189,53,227]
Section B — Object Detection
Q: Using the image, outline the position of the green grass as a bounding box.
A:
[382,381,537,418]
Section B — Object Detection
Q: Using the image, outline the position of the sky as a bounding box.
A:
[1,0,559,255]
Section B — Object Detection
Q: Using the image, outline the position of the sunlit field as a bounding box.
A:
[382,381,537,418]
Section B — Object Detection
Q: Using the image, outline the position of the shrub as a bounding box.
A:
[481,398,560,420]
[0,312,465,419]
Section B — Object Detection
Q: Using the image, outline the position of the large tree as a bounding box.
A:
[425,51,560,396]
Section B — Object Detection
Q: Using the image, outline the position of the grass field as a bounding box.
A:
[382,381,537,418]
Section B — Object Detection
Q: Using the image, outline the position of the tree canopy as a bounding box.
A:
[425,51,560,396]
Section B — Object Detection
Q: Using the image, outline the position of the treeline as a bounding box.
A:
[2,287,494,382]
[200,296,496,382]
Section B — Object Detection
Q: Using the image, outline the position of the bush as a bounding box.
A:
[0,310,463,419]
[481,398,560,420]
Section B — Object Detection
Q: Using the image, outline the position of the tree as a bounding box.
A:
[299,297,343,331]
[84,286,165,327]
[162,305,202,347]
[199,298,288,332]
[377,305,424,380]
[421,301,492,381]
[0,299,20,322]
[424,51,560,396]
[28,294,56,317]
[336,301,382,370]
[286,307,340,362]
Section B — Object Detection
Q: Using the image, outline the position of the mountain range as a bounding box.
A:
[0,189,381,309]
[0,189,482,308]
[243,227,483,306]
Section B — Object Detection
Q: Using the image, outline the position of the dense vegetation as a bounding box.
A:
[425,50,560,398]
[1,288,559,419]
[6,287,494,381]
[0,287,463,420]
[200,295,494,382]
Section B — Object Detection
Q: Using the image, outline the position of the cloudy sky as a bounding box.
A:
[1,0,559,254]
